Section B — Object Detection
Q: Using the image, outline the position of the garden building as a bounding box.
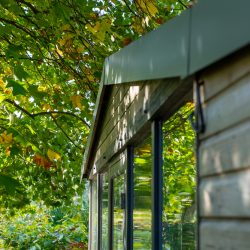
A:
[81,0,250,249]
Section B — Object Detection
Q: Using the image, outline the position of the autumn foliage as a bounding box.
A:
[0,0,192,207]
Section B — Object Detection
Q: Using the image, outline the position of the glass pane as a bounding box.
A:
[113,174,125,250]
[162,103,196,249]
[91,179,98,250]
[134,136,152,250]
[101,173,109,250]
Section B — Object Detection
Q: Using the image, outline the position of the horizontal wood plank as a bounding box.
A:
[200,170,250,217]
[201,48,250,102]
[200,120,250,176]
[200,220,250,250]
[201,72,250,139]
[99,84,129,134]
[108,151,127,178]
[97,84,144,151]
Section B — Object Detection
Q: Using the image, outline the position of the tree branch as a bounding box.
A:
[4,99,90,128]
[178,0,188,8]
[50,114,82,150]
[124,0,141,17]
[33,111,90,128]
[5,99,34,119]
[0,17,37,40]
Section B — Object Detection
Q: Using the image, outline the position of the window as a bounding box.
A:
[101,173,109,250]
[113,174,126,250]
[97,104,196,250]
[133,136,152,249]
[162,103,196,249]
[90,179,98,250]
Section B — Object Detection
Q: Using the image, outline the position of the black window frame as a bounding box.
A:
[97,108,197,250]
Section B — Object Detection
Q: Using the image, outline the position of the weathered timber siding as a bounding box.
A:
[199,48,250,249]
[92,78,192,172]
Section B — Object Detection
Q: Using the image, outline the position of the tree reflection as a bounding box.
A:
[113,174,125,250]
[134,137,152,249]
[162,103,196,249]
[101,174,109,250]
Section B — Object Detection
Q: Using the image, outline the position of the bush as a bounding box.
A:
[0,202,88,249]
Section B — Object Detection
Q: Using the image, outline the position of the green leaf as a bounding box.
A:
[0,174,21,195]
[28,85,46,99]
[10,145,21,156]
[14,65,29,80]
[5,45,23,59]
[6,79,27,96]
[26,124,36,135]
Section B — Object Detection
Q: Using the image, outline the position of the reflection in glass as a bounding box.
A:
[113,174,125,250]
[162,103,196,249]
[134,137,152,249]
[101,173,109,250]
[91,179,98,250]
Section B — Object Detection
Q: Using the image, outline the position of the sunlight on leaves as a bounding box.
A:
[47,149,61,162]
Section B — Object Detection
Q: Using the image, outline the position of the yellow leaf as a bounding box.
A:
[38,85,48,92]
[77,46,85,53]
[0,94,5,104]
[5,147,11,156]
[0,78,5,90]
[56,47,63,56]
[47,149,61,162]
[86,22,100,34]
[100,19,111,32]
[96,19,111,42]
[87,74,95,82]
[136,0,158,17]
[4,67,12,76]
[71,95,82,109]
[86,19,111,42]
[62,24,71,31]
[42,103,51,111]
[4,89,12,95]
[0,131,13,146]
[89,13,98,20]
[58,38,67,47]
[94,22,101,32]
[132,18,145,33]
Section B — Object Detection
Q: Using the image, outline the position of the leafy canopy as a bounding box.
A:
[0,0,193,208]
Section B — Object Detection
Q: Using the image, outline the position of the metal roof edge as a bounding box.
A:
[104,8,191,85]
[189,0,250,74]
[103,0,250,85]
[80,65,106,180]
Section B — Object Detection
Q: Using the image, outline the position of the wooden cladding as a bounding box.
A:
[198,48,250,249]
[93,78,191,172]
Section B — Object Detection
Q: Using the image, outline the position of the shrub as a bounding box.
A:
[0,202,88,249]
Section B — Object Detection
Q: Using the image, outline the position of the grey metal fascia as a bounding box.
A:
[104,9,191,85]
[189,0,250,74]
[81,65,106,179]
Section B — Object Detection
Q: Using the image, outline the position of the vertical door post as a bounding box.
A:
[152,120,163,250]
[97,174,102,250]
[108,179,114,250]
[89,180,93,250]
[126,146,134,250]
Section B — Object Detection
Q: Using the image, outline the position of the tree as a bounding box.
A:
[0,0,193,208]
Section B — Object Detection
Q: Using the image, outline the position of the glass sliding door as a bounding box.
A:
[162,103,196,249]
[90,179,98,250]
[133,136,152,250]
[101,173,109,250]
[113,173,125,250]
